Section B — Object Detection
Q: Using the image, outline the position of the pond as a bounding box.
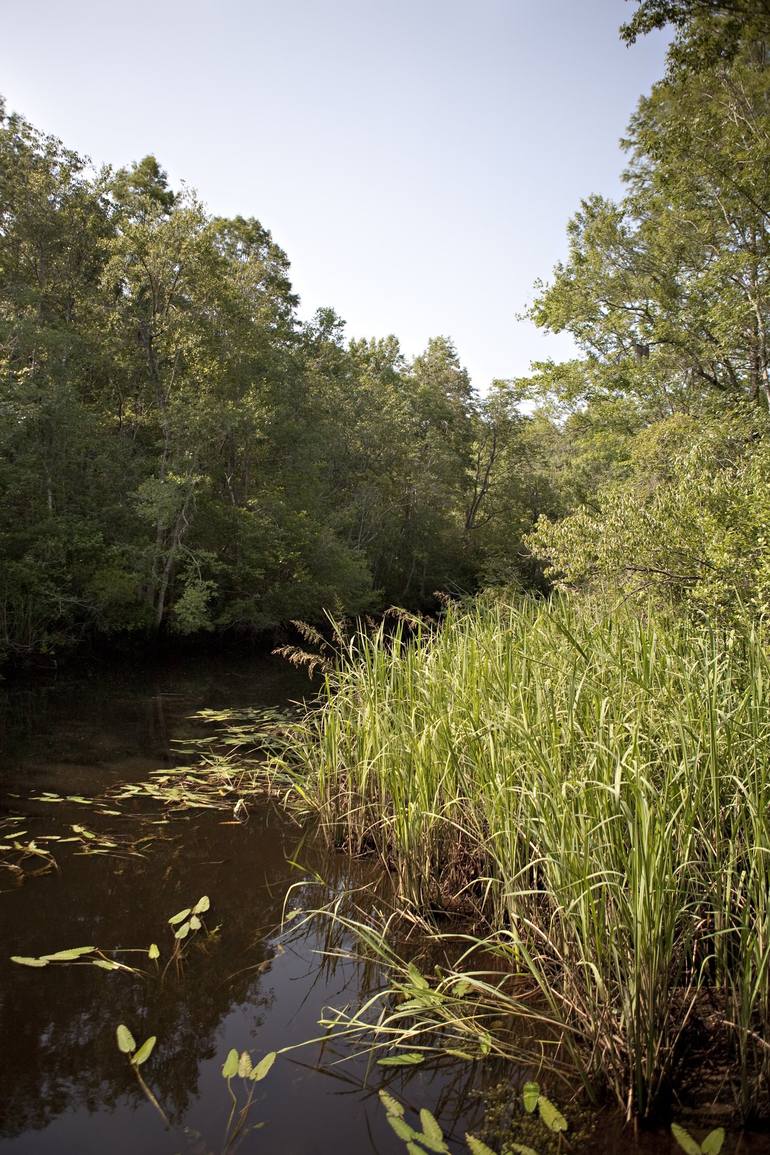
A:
[0,653,479,1155]
[2,652,769,1155]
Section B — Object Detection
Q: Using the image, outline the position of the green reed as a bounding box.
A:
[267,595,770,1118]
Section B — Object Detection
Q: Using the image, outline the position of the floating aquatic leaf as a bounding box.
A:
[537,1096,567,1133]
[238,1051,253,1078]
[93,959,121,970]
[378,1089,404,1117]
[132,1036,156,1066]
[174,921,191,940]
[192,895,210,914]
[466,1137,500,1155]
[189,915,201,931]
[252,1051,276,1081]
[522,1082,540,1114]
[222,1048,239,1078]
[701,1129,725,1155]
[418,1108,447,1152]
[377,1052,424,1066]
[40,946,96,961]
[116,1024,136,1054]
[387,1116,418,1142]
[168,907,191,926]
[671,1124,703,1155]
[148,943,160,960]
[10,956,48,967]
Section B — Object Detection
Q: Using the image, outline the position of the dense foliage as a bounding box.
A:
[527,1,770,614]
[0,106,559,661]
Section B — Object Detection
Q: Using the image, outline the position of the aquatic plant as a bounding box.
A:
[267,596,770,1119]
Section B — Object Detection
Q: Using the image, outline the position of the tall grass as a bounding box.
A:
[268,596,770,1119]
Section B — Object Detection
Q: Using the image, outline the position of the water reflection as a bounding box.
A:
[0,654,482,1154]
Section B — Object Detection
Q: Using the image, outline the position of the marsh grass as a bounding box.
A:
[267,595,770,1119]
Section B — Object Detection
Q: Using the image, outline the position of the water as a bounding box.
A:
[0,653,479,1155]
[3,654,770,1155]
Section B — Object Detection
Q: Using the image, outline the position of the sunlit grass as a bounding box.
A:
[268,595,770,1119]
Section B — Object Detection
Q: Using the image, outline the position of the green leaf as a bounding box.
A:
[418,1109,445,1150]
[192,895,210,914]
[702,1129,725,1155]
[522,1082,540,1113]
[116,1024,136,1054]
[537,1096,567,1133]
[189,915,201,931]
[406,963,429,989]
[10,956,48,967]
[387,1116,418,1143]
[378,1089,404,1117]
[251,1051,276,1081]
[222,1048,239,1078]
[377,1052,425,1066]
[132,1036,156,1066]
[466,1136,499,1155]
[168,907,192,926]
[93,959,120,970]
[174,921,191,940]
[443,1048,475,1060]
[451,979,471,997]
[148,943,160,960]
[671,1124,703,1155]
[406,1144,426,1155]
[40,946,96,961]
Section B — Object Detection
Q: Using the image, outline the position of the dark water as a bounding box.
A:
[0,654,479,1155]
[2,654,770,1155]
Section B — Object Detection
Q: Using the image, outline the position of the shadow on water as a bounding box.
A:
[3,655,770,1154]
[0,653,480,1155]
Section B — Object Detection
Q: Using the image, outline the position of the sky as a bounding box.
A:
[1,0,669,389]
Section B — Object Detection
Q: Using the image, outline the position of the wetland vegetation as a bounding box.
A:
[4,1,770,1152]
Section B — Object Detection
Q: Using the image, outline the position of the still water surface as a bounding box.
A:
[0,654,478,1155]
[2,654,770,1155]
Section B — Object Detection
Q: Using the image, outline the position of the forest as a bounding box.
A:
[4,0,770,1149]
[1,2,764,666]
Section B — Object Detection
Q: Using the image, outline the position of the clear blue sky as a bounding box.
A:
[1,0,669,389]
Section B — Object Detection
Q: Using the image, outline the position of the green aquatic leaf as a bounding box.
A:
[174,921,191,940]
[168,907,192,926]
[148,943,160,960]
[537,1096,567,1133]
[10,956,48,967]
[387,1115,418,1143]
[222,1048,239,1078]
[132,1036,156,1066]
[522,1082,540,1114]
[378,1089,404,1117]
[189,915,201,931]
[116,1024,136,1054]
[466,1136,499,1155]
[415,1108,448,1152]
[40,946,96,961]
[671,1124,703,1155]
[701,1129,725,1155]
[252,1051,276,1081]
[377,1052,425,1067]
[192,895,210,914]
[93,959,120,970]
[406,1144,425,1155]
